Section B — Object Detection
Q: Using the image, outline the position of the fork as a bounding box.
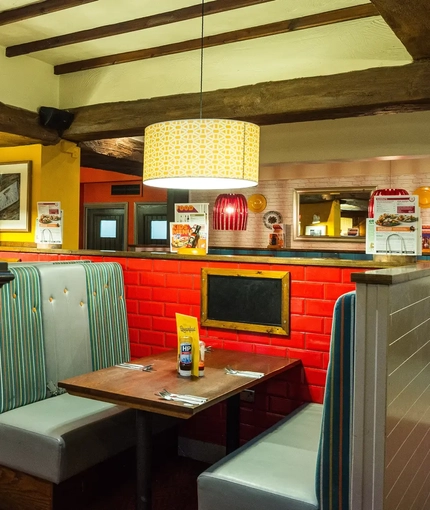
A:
[157,392,202,406]
[225,366,264,378]
[115,363,153,371]
[157,394,195,407]
[158,389,207,404]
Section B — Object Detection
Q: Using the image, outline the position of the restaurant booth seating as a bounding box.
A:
[198,291,356,510]
[0,262,136,509]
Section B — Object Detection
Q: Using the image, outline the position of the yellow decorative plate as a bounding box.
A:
[248,194,267,213]
[413,187,430,208]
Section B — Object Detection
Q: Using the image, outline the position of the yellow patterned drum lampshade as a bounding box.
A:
[143,119,260,189]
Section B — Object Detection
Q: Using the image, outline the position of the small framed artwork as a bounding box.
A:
[0,161,32,232]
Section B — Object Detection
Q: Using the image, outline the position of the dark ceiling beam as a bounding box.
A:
[80,138,143,162]
[0,102,60,145]
[0,131,44,147]
[80,146,142,177]
[62,61,430,142]
[0,0,97,26]
[6,0,274,57]
[79,138,143,177]
[369,0,430,60]
[53,3,378,75]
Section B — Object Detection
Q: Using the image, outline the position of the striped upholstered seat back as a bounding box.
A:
[82,262,130,370]
[316,291,356,510]
[0,266,47,413]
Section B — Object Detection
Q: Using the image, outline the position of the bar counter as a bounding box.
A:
[0,245,408,269]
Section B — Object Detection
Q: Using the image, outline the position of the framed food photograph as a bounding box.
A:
[0,161,32,232]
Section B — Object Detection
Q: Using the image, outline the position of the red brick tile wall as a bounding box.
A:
[0,251,367,445]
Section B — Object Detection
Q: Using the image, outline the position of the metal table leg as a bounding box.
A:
[226,393,241,454]
[136,410,152,510]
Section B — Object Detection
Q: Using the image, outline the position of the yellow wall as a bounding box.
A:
[0,142,80,249]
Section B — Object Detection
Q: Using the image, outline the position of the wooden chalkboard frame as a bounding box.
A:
[201,268,290,335]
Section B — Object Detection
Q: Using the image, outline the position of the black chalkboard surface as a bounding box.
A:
[201,268,290,335]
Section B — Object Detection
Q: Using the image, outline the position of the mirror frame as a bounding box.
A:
[293,186,375,243]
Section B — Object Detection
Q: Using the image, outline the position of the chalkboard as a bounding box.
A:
[201,268,290,335]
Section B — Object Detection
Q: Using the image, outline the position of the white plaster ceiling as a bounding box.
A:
[0,0,412,110]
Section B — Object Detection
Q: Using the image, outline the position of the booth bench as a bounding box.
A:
[198,291,356,510]
[0,261,136,510]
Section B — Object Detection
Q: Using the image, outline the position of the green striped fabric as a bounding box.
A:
[0,266,47,413]
[83,263,130,370]
[316,291,356,510]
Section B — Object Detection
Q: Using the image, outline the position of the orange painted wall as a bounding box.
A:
[80,167,167,247]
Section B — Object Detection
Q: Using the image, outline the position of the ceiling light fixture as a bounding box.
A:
[213,194,248,230]
[142,1,260,190]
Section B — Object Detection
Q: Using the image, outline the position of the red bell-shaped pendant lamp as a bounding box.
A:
[368,188,409,217]
[213,194,248,230]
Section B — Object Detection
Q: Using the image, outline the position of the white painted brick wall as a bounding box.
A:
[190,158,430,251]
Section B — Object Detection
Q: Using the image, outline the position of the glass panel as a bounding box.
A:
[100,219,117,238]
[293,187,375,242]
[151,220,167,240]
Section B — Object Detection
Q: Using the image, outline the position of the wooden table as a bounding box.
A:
[59,349,300,510]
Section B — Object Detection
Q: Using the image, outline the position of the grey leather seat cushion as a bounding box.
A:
[0,394,135,484]
[36,263,93,389]
[198,403,323,510]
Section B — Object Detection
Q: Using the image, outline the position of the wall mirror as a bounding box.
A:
[293,186,375,242]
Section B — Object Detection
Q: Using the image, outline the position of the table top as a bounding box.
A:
[59,349,300,419]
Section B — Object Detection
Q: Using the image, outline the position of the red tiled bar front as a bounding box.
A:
[0,249,376,445]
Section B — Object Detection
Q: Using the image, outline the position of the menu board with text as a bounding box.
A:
[367,195,421,255]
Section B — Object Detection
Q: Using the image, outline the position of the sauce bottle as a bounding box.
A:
[187,224,201,248]
[178,336,192,377]
[199,340,205,377]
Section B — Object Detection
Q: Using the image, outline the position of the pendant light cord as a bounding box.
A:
[199,0,205,119]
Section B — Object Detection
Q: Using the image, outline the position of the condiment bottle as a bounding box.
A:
[199,340,205,377]
[178,336,192,377]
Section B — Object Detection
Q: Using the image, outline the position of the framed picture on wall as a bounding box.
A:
[0,161,32,232]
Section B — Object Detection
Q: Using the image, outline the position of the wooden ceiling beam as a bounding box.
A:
[6,0,275,57]
[0,131,44,147]
[80,138,143,162]
[53,3,378,75]
[369,0,430,60]
[79,145,142,177]
[0,102,60,145]
[0,0,97,26]
[61,61,430,142]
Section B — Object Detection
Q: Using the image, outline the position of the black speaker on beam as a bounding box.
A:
[38,106,74,136]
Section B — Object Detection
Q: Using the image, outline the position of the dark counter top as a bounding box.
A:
[0,245,403,269]
[351,261,430,285]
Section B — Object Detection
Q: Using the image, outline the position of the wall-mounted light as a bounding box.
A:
[213,194,248,230]
[142,0,259,190]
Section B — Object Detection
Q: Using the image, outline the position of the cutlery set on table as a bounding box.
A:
[115,362,154,371]
[156,389,208,406]
[224,365,264,378]
[115,361,265,406]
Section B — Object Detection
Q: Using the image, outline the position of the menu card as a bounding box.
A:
[366,195,421,255]
[35,202,63,245]
[169,222,208,253]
